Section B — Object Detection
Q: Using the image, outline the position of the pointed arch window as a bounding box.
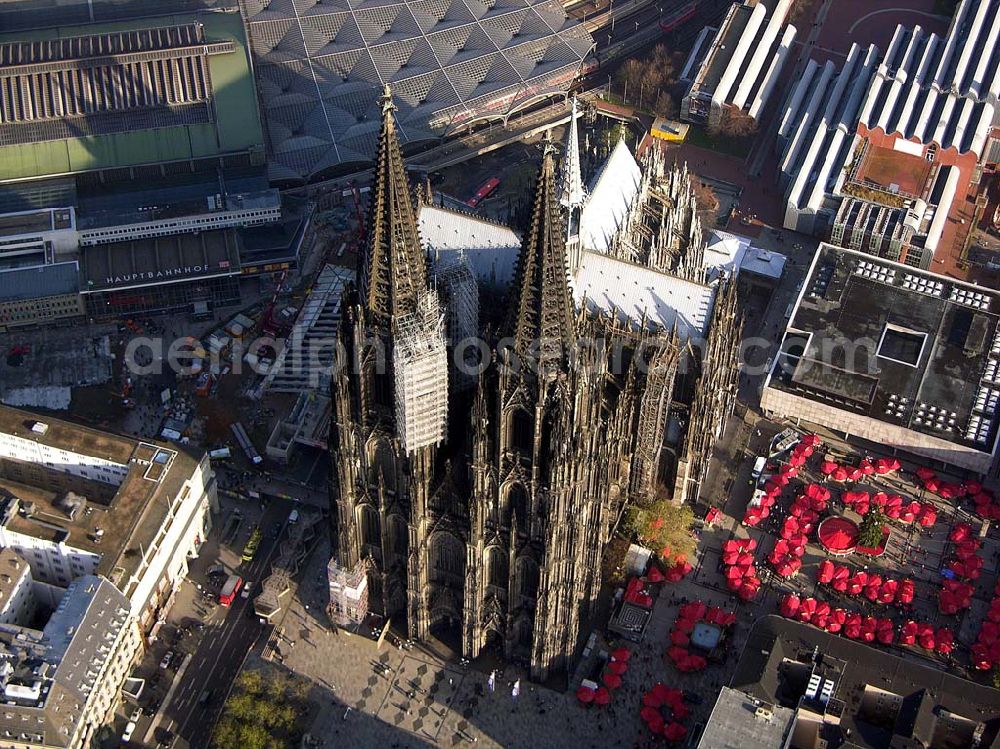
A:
[486,546,509,590]
[358,505,381,548]
[509,408,533,455]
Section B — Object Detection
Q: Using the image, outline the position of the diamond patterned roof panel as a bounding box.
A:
[312,49,365,85]
[244,0,299,21]
[299,13,351,55]
[532,0,568,32]
[248,0,593,180]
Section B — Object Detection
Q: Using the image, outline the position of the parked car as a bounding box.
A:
[159,652,173,670]
[121,719,137,744]
[241,581,254,599]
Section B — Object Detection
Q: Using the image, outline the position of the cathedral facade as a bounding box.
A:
[328,88,740,681]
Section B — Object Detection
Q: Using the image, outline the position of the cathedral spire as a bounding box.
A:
[507,142,575,367]
[359,84,428,330]
[559,97,585,209]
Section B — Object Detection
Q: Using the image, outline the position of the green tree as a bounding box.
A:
[625,498,696,563]
[992,666,1000,690]
[858,509,887,549]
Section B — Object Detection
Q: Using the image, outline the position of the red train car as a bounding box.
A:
[660,2,697,33]
[467,177,500,208]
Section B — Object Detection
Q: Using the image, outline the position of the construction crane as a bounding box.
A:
[261,268,291,337]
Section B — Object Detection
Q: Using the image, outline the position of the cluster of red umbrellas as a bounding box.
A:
[743,464,800,526]
[899,620,954,654]
[787,435,820,466]
[780,595,949,649]
[972,580,1000,670]
[839,490,935,525]
[778,595,892,642]
[599,647,630,694]
[938,579,975,614]
[969,485,1000,520]
[624,577,654,609]
[640,683,689,740]
[660,560,694,583]
[721,539,761,600]
[575,684,611,706]
[817,561,914,604]
[937,522,984,611]
[821,455,901,480]
[666,602,735,673]
[916,467,968,502]
[577,648,632,707]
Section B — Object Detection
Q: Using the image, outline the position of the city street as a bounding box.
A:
[134,497,295,748]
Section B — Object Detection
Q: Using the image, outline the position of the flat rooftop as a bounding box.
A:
[75,168,272,230]
[732,616,1000,748]
[80,229,242,292]
[769,243,1000,453]
[699,686,795,749]
[0,210,52,237]
[695,2,753,93]
[0,406,202,590]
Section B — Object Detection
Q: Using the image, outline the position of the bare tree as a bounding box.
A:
[710,105,758,140]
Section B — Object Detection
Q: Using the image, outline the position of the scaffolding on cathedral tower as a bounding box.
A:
[393,291,448,454]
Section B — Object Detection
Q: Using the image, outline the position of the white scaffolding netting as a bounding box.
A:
[393,290,448,453]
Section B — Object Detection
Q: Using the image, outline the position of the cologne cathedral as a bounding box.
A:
[328,88,741,681]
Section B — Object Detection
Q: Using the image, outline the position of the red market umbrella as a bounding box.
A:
[950,523,972,543]
[924,478,941,494]
[611,647,631,662]
[594,686,611,706]
[576,686,595,703]
[789,453,807,467]
[670,630,690,647]
[608,659,628,675]
[651,684,674,704]
[818,559,835,584]
[738,583,759,601]
[860,459,875,475]
[672,702,691,720]
[664,722,687,742]
[602,673,622,690]
[818,517,859,553]
[936,628,954,654]
[843,490,868,506]
[918,506,937,526]
[647,566,665,583]
[802,434,822,447]
[640,706,659,722]
[916,466,936,481]
[642,692,662,708]
[821,460,838,475]
[780,594,800,617]
[832,466,850,482]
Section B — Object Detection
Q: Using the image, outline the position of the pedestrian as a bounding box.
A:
[488,669,495,693]
[511,679,520,701]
